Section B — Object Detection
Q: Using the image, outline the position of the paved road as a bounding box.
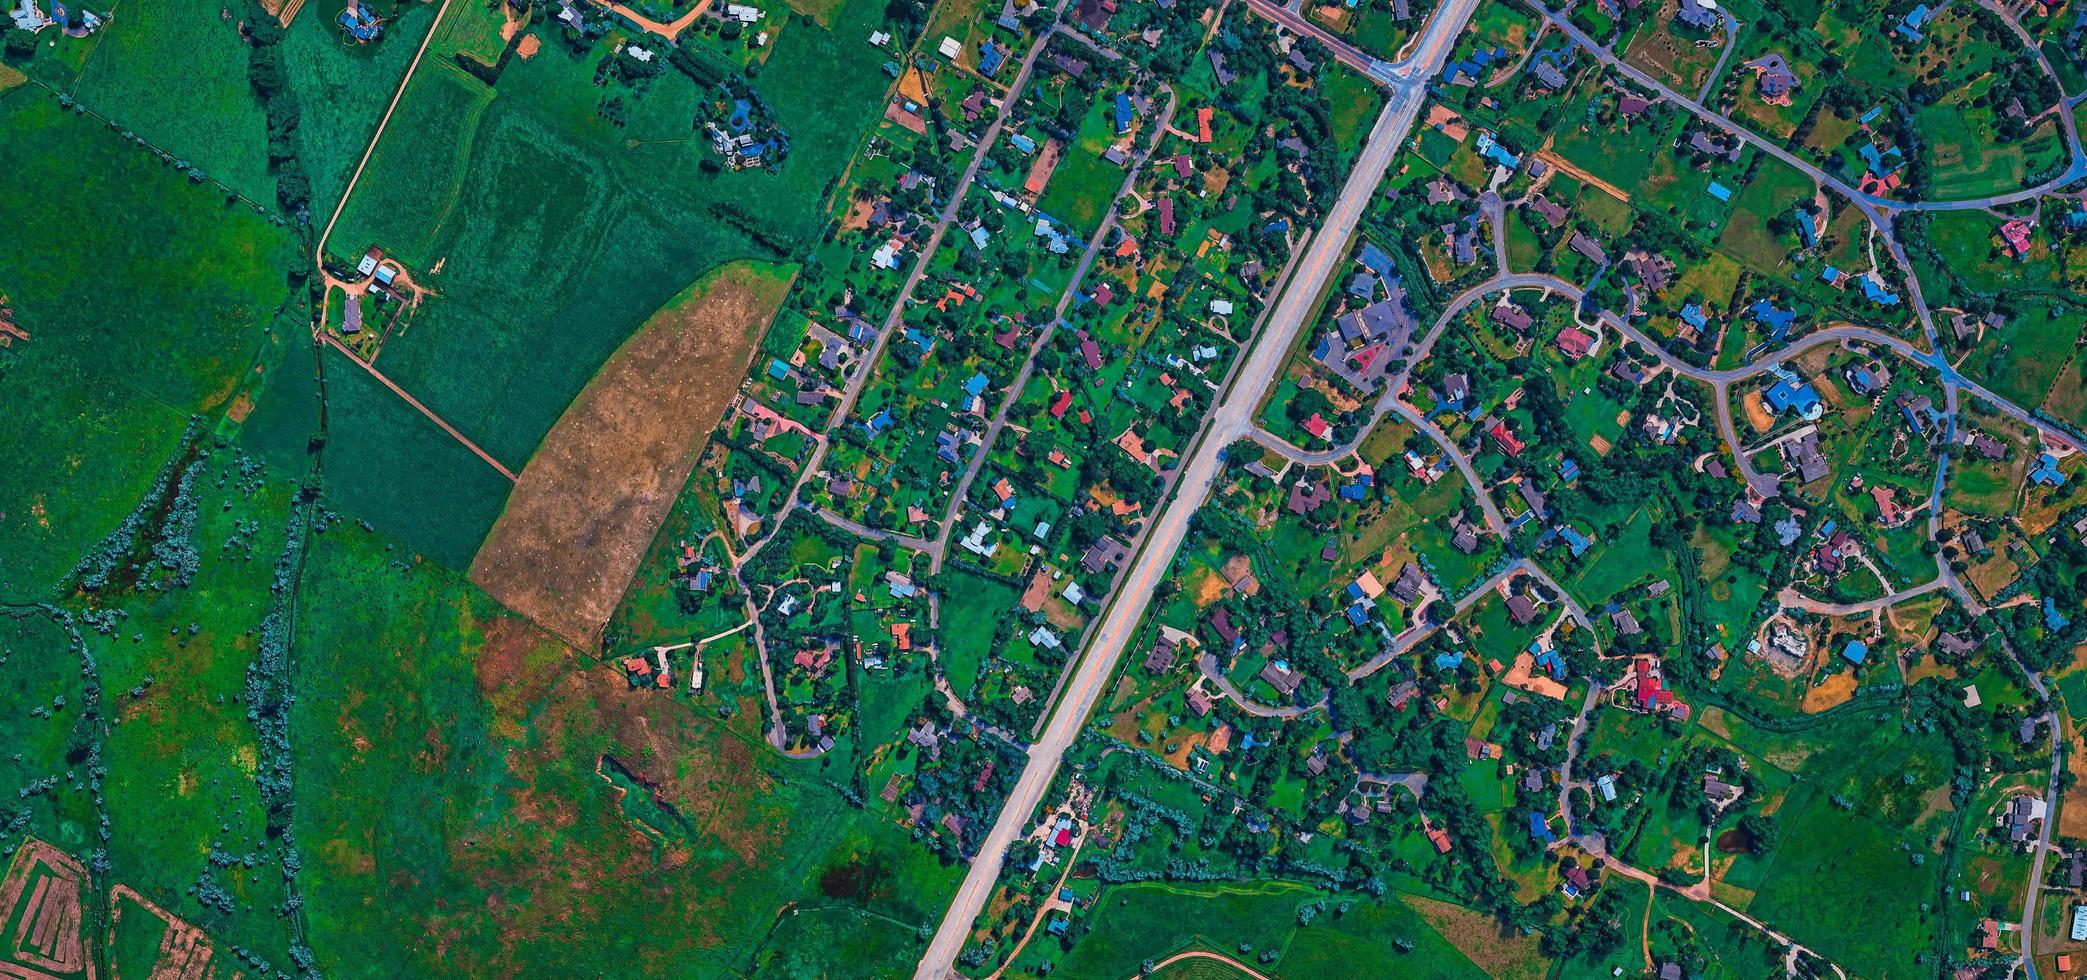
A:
[1240,0,1395,80]
[911,3,1481,973]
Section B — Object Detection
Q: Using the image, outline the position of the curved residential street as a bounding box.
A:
[907,0,2087,974]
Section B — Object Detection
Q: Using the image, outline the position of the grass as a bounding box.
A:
[71,0,277,205]
[286,1,444,219]
[1047,880,1487,978]
[1717,710,1953,978]
[1715,155,1813,275]
[0,89,299,599]
[243,340,514,570]
[285,511,958,976]
[322,60,496,270]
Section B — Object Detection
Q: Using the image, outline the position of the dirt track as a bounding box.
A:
[468,262,792,647]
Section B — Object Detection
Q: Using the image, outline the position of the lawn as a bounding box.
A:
[1046,881,1488,978]
[0,89,300,599]
[1715,155,1813,275]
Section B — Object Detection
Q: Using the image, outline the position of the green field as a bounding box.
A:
[1046,881,1488,978]
[0,89,300,599]
[71,0,277,205]
[322,60,496,271]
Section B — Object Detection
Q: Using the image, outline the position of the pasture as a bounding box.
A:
[71,0,276,204]
[0,90,298,598]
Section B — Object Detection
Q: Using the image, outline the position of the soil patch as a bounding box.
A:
[1800,670,1858,713]
[516,34,540,59]
[470,262,793,646]
[1715,828,1754,854]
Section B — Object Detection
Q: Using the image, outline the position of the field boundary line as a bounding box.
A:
[319,334,519,481]
[316,0,458,261]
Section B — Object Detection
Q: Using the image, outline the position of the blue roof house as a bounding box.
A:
[1529,811,1556,845]
[1558,524,1593,557]
[1679,302,1709,330]
[1114,92,1135,134]
[2032,452,2068,486]
[1763,374,1822,417]
[1795,208,1819,246]
[1841,640,1868,664]
[1896,4,1931,42]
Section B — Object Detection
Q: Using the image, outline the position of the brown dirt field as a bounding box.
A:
[1800,670,1858,713]
[1968,554,2023,599]
[470,262,792,647]
[2063,732,2087,838]
[1740,391,1774,432]
[1185,565,1226,607]
[515,34,540,59]
[1406,895,1550,980]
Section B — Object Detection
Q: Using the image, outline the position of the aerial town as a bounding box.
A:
[3,0,2087,975]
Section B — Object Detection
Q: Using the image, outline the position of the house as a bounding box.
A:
[1489,300,1534,332]
[1746,54,1798,104]
[1519,480,1548,519]
[1938,632,1975,658]
[1391,563,1428,603]
[1841,639,1868,665]
[1452,522,1480,554]
[1144,637,1178,673]
[1763,371,1823,419]
[1527,194,1569,229]
[1489,421,1526,456]
[1562,863,1593,898]
[1896,3,1932,42]
[1081,535,1130,574]
[1259,661,1304,697]
[1687,130,1743,162]
[1533,60,1568,90]
[1286,478,1333,515]
[1555,326,1595,360]
[1611,607,1641,635]
[1568,232,1608,265]
[1624,250,1674,293]
[2031,452,2067,486]
[1186,687,1214,716]
[2073,903,2087,942]
[2001,219,2035,259]
[1616,95,1652,118]
[1675,0,1717,30]
[1506,594,1539,625]
[1113,91,1135,135]
[1528,811,1556,845]
[1967,432,2004,460]
[1596,774,1618,801]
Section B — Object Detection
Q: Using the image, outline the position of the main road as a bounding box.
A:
[910,0,1482,973]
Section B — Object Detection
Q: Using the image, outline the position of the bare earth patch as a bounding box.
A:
[470,262,793,647]
[1800,670,1858,713]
